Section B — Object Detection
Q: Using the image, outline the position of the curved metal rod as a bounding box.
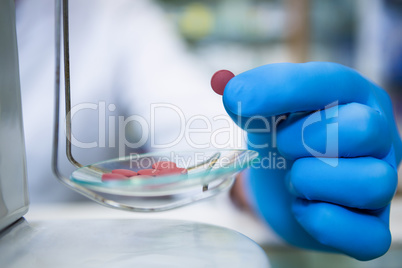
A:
[52,0,62,177]
[52,0,235,212]
[52,0,141,212]
[60,0,82,168]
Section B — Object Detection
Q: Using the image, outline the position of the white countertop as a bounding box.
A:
[25,192,402,247]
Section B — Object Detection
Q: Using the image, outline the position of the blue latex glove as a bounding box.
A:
[223,62,402,261]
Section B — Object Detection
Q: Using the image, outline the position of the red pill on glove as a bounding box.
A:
[211,70,235,95]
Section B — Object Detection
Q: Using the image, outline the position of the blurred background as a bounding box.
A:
[16,0,402,267]
[157,0,401,86]
[154,0,402,183]
[17,0,402,200]
[155,0,402,101]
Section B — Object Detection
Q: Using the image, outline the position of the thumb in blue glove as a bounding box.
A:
[222,62,402,261]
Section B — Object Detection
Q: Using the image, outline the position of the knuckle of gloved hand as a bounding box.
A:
[289,158,397,210]
[362,161,398,209]
[340,103,391,157]
[288,160,307,196]
[276,126,299,160]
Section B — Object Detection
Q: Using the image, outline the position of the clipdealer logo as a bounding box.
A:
[64,100,339,169]
[65,101,247,156]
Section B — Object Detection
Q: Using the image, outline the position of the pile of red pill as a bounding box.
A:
[101,161,187,181]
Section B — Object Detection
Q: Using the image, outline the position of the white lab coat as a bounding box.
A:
[16,0,240,202]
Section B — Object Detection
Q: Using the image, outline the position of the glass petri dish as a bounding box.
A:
[71,149,258,197]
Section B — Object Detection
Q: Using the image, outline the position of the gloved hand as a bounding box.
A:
[223,62,402,261]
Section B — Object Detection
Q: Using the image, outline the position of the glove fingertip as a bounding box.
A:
[292,199,392,261]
